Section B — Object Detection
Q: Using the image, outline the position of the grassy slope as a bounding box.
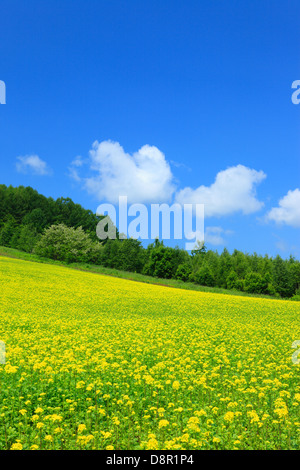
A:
[0,245,284,301]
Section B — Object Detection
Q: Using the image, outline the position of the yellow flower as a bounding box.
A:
[50,414,63,422]
[223,412,235,423]
[274,398,288,419]
[5,364,18,374]
[172,381,180,390]
[159,419,169,429]
[146,438,158,450]
[274,407,288,419]
[1,252,300,450]
[78,424,87,433]
[76,381,85,389]
[247,410,260,424]
[10,442,23,450]
[188,416,200,425]
[35,407,44,414]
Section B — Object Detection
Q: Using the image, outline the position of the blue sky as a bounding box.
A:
[0,0,299,257]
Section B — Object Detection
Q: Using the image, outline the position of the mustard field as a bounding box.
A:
[0,256,300,450]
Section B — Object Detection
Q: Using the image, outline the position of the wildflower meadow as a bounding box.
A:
[0,256,300,450]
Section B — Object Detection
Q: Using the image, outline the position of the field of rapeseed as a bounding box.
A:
[0,256,300,450]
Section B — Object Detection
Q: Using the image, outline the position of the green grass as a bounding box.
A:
[0,244,282,300]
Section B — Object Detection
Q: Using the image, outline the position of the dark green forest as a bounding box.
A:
[0,184,299,299]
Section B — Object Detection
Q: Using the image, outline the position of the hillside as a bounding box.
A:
[0,184,299,299]
[0,255,299,450]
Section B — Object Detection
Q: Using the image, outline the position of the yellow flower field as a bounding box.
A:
[0,256,300,450]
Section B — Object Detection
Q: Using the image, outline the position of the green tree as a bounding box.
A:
[273,255,293,297]
[226,269,243,291]
[194,265,215,287]
[23,208,48,232]
[114,238,144,272]
[13,225,41,253]
[191,241,206,257]
[175,263,192,282]
[217,248,232,288]
[244,272,268,294]
[0,217,17,246]
[33,224,103,263]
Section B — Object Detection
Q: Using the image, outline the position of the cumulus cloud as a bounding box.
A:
[68,156,86,182]
[204,226,233,245]
[266,189,300,228]
[73,140,176,204]
[16,155,52,176]
[175,164,266,217]
[68,166,81,182]
[71,156,85,167]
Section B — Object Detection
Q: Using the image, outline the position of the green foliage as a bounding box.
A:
[243,272,268,294]
[144,245,174,279]
[33,224,103,263]
[0,184,299,299]
[143,243,188,280]
[226,269,243,291]
[12,225,41,253]
[289,262,300,293]
[175,263,192,282]
[272,255,294,298]
[100,238,145,273]
[0,184,104,238]
[191,241,206,257]
[194,265,215,287]
[217,248,233,288]
[22,208,48,232]
[265,283,277,297]
[0,217,17,246]
[291,288,300,301]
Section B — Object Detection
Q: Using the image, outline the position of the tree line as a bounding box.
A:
[0,184,299,299]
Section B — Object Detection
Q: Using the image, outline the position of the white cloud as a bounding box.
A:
[175,164,266,217]
[266,189,300,228]
[71,156,85,167]
[74,140,176,204]
[68,156,87,182]
[16,155,52,176]
[170,160,191,171]
[68,166,81,182]
[204,226,233,245]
